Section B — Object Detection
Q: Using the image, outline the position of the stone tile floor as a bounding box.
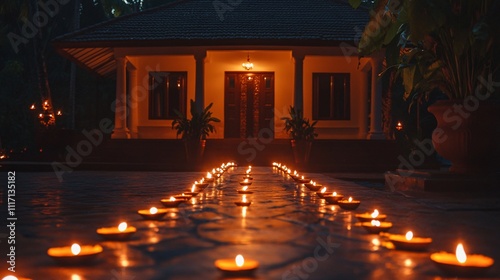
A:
[1,166,500,280]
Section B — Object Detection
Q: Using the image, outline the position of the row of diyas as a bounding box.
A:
[272,162,494,276]
[43,162,237,270]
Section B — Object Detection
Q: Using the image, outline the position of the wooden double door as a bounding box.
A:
[224,72,275,138]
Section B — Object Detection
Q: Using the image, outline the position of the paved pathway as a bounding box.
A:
[1,166,500,279]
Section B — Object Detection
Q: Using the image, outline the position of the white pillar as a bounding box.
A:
[194,51,206,112]
[112,57,130,139]
[367,54,385,140]
[292,52,305,112]
[358,69,369,138]
[128,66,139,139]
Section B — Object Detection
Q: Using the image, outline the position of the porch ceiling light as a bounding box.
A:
[242,54,253,70]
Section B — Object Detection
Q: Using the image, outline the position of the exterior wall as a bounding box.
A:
[125,49,368,140]
[304,55,368,139]
[130,55,196,139]
[205,50,293,139]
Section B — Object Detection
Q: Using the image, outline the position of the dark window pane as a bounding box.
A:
[313,73,350,120]
[149,72,187,120]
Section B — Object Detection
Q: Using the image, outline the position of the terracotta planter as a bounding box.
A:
[184,139,206,162]
[290,139,312,165]
[428,100,500,173]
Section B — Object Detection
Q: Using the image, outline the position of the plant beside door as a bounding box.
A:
[281,106,318,165]
[172,99,220,163]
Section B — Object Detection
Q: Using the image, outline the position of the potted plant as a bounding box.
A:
[350,0,500,173]
[172,99,220,162]
[281,106,318,164]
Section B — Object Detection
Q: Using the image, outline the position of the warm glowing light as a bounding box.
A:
[456,243,467,263]
[332,192,337,196]
[371,209,379,219]
[169,196,176,202]
[371,238,380,246]
[396,121,403,131]
[71,243,81,255]
[348,197,353,202]
[30,104,36,110]
[244,178,248,183]
[2,276,19,280]
[405,231,413,241]
[242,186,248,191]
[71,275,82,280]
[312,181,316,186]
[57,110,62,116]
[118,222,128,232]
[200,178,205,183]
[149,207,158,214]
[301,175,304,180]
[320,187,326,194]
[191,185,195,192]
[371,220,381,227]
[207,172,212,179]
[235,254,245,267]
[242,195,247,203]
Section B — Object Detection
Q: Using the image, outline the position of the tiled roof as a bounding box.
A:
[55,0,368,46]
[53,0,368,76]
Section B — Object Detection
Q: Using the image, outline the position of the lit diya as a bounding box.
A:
[1,276,32,280]
[235,195,252,206]
[96,222,136,241]
[324,192,345,204]
[338,197,361,210]
[389,231,432,251]
[215,254,259,276]
[361,219,393,234]
[173,193,192,201]
[205,172,215,182]
[194,180,209,189]
[137,207,168,220]
[355,209,387,222]
[184,185,200,196]
[316,187,334,199]
[237,186,254,194]
[303,180,322,191]
[430,243,494,276]
[161,196,183,208]
[296,175,310,183]
[47,243,103,265]
[239,178,252,186]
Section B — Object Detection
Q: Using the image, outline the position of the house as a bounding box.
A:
[53,0,386,142]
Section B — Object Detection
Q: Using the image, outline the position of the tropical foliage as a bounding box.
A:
[281,106,318,141]
[350,0,500,102]
[172,99,221,141]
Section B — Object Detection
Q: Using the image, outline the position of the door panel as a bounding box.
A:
[224,72,274,139]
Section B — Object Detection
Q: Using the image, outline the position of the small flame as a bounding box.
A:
[371,209,379,219]
[200,178,204,183]
[456,243,467,264]
[2,275,19,280]
[207,172,213,178]
[118,222,128,232]
[371,220,381,227]
[332,192,337,196]
[30,104,36,110]
[191,185,195,192]
[301,175,304,180]
[149,207,158,214]
[244,178,248,183]
[194,181,198,184]
[348,197,353,202]
[242,186,248,191]
[405,231,413,241]
[242,195,247,203]
[71,243,81,255]
[312,181,316,186]
[320,187,327,194]
[235,254,244,267]
[170,196,176,202]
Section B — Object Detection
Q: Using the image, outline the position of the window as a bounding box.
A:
[149,72,187,119]
[313,73,350,120]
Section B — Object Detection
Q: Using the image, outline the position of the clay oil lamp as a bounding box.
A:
[47,243,103,265]
[337,197,361,210]
[161,196,183,208]
[234,195,252,207]
[430,243,494,276]
[355,209,387,223]
[96,222,136,241]
[137,207,168,220]
[215,254,259,276]
[324,192,345,204]
[362,219,393,234]
[389,231,432,251]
